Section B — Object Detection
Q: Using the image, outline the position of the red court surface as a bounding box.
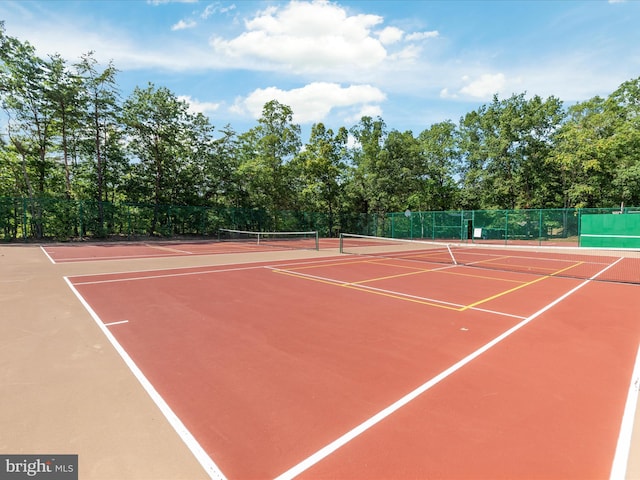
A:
[43,238,338,263]
[65,253,640,479]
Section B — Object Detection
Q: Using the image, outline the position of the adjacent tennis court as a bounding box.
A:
[42,230,325,263]
[56,235,640,479]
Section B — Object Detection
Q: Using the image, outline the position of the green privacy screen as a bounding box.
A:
[580,214,640,248]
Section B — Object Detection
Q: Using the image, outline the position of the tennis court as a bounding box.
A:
[3,236,640,479]
[42,230,325,263]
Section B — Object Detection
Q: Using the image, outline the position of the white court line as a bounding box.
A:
[72,265,262,285]
[104,320,129,327]
[274,257,624,480]
[69,256,353,284]
[40,245,56,264]
[53,252,184,263]
[144,243,196,254]
[610,342,640,480]
[64,277,226,480]
[271,267,526,320]
[49,241,318,263]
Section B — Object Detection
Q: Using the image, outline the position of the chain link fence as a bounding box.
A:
[3,197,637,244]
[386,206,640,245]
[0,197,379,242]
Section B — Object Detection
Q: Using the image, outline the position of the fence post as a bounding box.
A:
[504,210,509,245]
[410,212,413,240]
[79,200,84,238]
[431,211,435,239]
[538,209,542,245]
[577,208,582,246]
[391,212,395,238]
[201,206,206,236]
[127,204,131,239]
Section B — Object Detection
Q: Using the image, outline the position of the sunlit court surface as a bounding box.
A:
[4,236,640,479]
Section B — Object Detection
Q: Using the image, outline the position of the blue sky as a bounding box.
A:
[1,0,639,137]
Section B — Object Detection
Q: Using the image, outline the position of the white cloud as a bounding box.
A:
[208,1,443,82]
[171,19,197,31]
[344,104,383,124]
[406,31,439,41]
[210,0,387,73]
[439,88,457,99]
[201,2,236,19]
[4,0,437,81]
[378,26,404,45]
[389,44,422,61]
[459,73,507,98]
[232,82,386,124]
[178,95,221,115]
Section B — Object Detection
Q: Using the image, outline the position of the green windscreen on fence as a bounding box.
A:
[580,214,640,248]
[386,208,582,245]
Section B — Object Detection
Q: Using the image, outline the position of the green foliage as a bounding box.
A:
[1,23,639,241]
[291,123,348,234]
[459,93,565,210]
[235,100,301,226]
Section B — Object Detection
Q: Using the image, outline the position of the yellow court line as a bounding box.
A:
[282,257,382,272]
[481,260,566,274]
[364,259,440,271]
[405,253,454,262]
[272,268,461,311]
[274,268,351,287]
[460,261,585,311]
[283,256,442,274]
[464,254,512,266]
[285,255,523,286]
[463,251,586,273]
[272,259,587,315]
[436,268,527,284]
[342,283,461,311]
[352,267,442,285]
[361,257,528,284]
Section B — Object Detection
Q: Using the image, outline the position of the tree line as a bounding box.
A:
[2,23,639,236]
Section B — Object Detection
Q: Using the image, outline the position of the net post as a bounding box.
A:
[315,231,319,250]
[339,233,344,253]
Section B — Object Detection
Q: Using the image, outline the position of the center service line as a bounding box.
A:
[274,258,624,480]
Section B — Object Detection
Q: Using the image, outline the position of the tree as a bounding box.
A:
[413,121,460,211]
[45,53,88,200]
[291,122,348,235]
[121,83,215,234]
[608,77,640,206]
[550,78,640,208]
[378,129,419,212]
[0,26,60,236]
[236,100,301,227]
[346,116,387,216]
[203,125,239,206]
[1,28,53,197]
[76,52,123,207]
[459,93,565,210]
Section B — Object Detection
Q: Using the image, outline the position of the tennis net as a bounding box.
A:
[218,229,319,251]
[339,233,640,284]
